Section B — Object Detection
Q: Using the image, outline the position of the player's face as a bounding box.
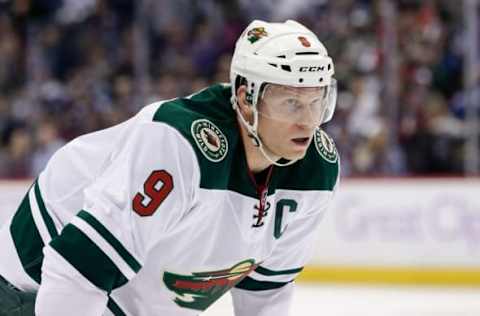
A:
[257,84,328,160]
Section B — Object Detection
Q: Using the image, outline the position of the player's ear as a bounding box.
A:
[236,85,254,124]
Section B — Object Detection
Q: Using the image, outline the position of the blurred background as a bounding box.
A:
[0,0,479,315]
[0,0,478,178]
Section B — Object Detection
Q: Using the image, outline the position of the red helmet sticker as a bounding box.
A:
[298,36,311,47]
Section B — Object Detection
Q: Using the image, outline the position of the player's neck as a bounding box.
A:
[237,120,275,174]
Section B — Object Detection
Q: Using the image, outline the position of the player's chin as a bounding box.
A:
[282,148,308,161]
[283,139,311,159]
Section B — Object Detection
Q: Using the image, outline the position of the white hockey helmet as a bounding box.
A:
[230,19,336,123]
[230,19,337,166]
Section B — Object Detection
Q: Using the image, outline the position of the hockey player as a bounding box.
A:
[0,20,339,316]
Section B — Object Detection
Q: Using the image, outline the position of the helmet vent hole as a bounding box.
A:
[319,77,324,82]
[268,63,278,68]
[277,55,286,59]
[281,65,292,72]
[328,64,331,70]
[295,52,319,56]
[299,78,304,83]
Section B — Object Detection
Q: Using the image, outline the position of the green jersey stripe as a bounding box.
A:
[9,189,44,284]
[70,216,136,281]
[77,210,142,273]
[28,188,51,244]
[234,276,291,291]
[50,224,128,292]
[254,266,304,276]
[107,297,127,316]
[34,181,59,239]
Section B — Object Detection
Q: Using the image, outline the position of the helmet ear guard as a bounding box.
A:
[232,76,253,109]
[245,84,254,105]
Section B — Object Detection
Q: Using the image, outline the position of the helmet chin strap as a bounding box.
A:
[257,135,298,167]
[234,105,298,167]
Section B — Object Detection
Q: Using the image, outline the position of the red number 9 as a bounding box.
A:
[132,170,173,216]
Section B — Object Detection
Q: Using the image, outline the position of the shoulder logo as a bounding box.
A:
[314,129,338,163]
[191,119,228,162]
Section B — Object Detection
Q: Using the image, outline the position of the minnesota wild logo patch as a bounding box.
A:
[163,259,258,311]
[191,119,228,162]
[247,27,268,44]
[314,129,338,163]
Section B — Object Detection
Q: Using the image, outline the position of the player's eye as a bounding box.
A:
[310,98,324,110]
[283,99,302,112]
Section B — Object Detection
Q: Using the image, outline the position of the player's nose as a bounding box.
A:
[295,111,317,131]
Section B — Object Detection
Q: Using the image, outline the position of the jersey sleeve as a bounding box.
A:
[232,165,340,316]
[35,121,200,316]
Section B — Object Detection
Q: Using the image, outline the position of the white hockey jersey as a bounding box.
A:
[0,84,339,315]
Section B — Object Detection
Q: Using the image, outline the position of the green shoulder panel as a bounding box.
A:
[152,84,252,193]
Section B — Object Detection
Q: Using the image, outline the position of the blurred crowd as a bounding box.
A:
[0,0,471,178]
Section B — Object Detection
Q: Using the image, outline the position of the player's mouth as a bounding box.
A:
[291,137,310,147]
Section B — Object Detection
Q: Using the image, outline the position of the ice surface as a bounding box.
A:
[204,283,480,316]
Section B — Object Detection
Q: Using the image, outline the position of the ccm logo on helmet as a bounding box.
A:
[299,66,325,72]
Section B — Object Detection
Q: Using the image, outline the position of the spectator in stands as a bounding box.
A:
[0,0,470,177]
